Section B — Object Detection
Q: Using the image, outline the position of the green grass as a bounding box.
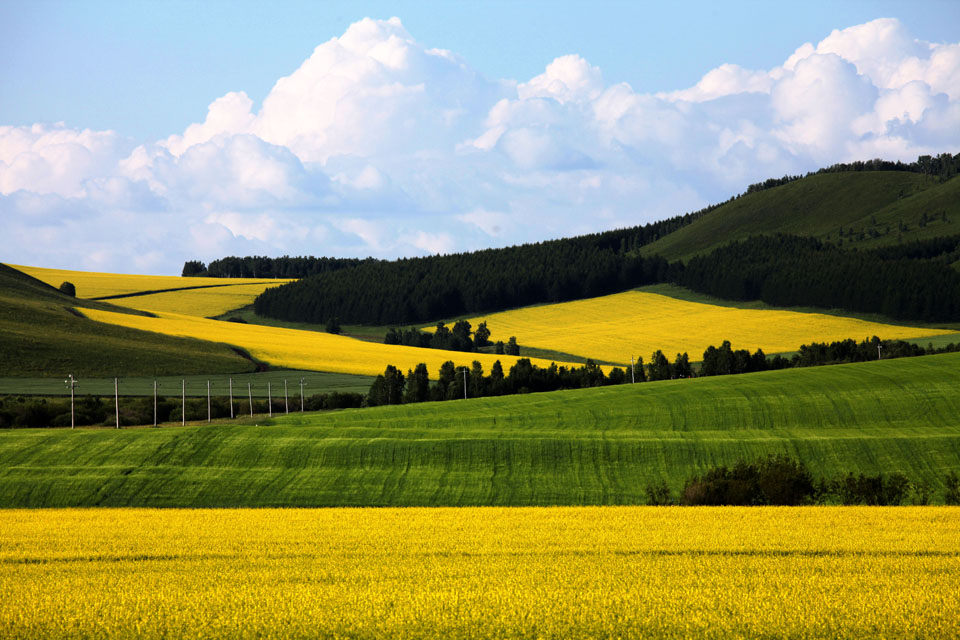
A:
[2,352,959,507]
[0,263,256,377]
[0,370,374,397]
[640,172,960,262]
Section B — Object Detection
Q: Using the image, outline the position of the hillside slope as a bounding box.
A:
[0,264,256,377]
[2,352,958,507]
[639,172,960,261]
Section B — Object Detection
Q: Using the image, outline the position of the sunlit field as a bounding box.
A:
[11,264,291,300]
[1,507,957,639]
[463,290,954,363]
[80,308,579,377]
[111,282,290,317]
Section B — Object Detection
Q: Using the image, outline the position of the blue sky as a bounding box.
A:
[2,1,959,273]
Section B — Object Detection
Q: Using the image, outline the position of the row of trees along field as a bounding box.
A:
[5,336,955,429]
[367,335,960,409]
[679,234,960,322]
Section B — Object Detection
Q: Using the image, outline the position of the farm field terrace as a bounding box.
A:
[0,507,958,640]
[78,307,581,378]
[460,288,955,364]
[2,353,959,507]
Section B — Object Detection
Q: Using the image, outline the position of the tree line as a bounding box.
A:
[745,151,959,194]
[383,320,523,356]
[182,256,368,278]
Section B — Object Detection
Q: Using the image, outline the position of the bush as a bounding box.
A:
[830,472,912,505]
[59,281,76,297]
[681,455,815,506]
[644,481,673,506]
[945,471,960,505]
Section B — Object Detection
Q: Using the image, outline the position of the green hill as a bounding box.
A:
[2,352,958,507]
[0,263,256,377]
[640,172,960,262]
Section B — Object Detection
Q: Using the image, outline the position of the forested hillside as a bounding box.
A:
[253,239,680,325]
[222,153,960,325]
[679,235,960,322]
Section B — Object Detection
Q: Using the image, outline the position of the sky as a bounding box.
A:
[2,0,959,274]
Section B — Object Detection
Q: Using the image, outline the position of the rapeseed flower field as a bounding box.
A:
[12,263,289,300]
[463,290,954,363]
[80,308,574,377]
[110,282,290,317]
[0,507,957,639]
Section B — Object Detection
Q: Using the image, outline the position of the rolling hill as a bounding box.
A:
[0,263,256,377]
[639,171,960,261]
[2,352,958,507]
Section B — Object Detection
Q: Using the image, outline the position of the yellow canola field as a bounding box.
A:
[11,263,291,300]
[80,308,576,377]
[1,507,958,639]
[113,283,289,317]
[466,290,954,363]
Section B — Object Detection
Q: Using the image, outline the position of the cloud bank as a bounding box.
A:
[2,17,959,274]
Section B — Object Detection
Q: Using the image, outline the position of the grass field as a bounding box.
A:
[78,307,585,378]
[1,507,957,639]
[0,370,374,398]
[456,288,954,365]
[0,264,255,377]
[1,352,958,508]
[638,172,960,261]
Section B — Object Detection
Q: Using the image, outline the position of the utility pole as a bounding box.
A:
[181,379,186,426]
[878,342,884,360]
[631,356,635,384]
[64,374,77,429]
[115,377,120,429]
[268,382,272,418]
[229,378,234,418]
[300,378,306,413]
[153,380,159,427]
[207,380,211,423]
[248,383,253,418]
[284,379,289,414]
[463,368,467,400]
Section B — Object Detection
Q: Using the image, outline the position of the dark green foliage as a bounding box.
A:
[644,481,673,506]
[945,471,960,505]
[373,356,625,406]
[680,234,960,322]
[474,322,491,347]
[505,336,520,356]
[181,260,206,277]
[58,281,76,297]
[681,455,816,506]
[828,472,913,506]
[325,317,341,334]
[646,350,672,381]
[184,255,365,278]
[366,365,405,407]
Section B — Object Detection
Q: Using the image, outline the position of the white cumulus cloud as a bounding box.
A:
[2,16,959,275]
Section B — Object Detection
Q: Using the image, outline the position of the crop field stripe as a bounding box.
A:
[1,353,959,507]
[77,307,589,377]
[454,289,954,365]
[1,507,958,639]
